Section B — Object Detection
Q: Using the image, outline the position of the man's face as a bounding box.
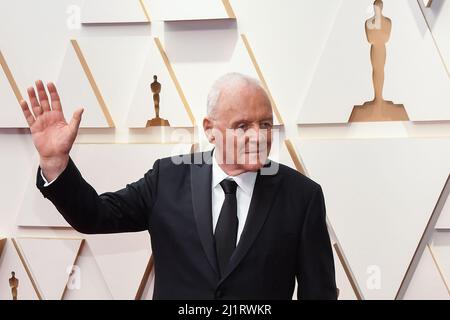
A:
[204,84,273,173]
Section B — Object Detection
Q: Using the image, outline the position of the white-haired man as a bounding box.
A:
[20,73,337,299]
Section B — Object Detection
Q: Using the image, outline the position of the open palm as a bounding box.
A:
[20,80,83,171]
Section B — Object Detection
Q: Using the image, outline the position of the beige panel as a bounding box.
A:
[87,232,151,300]
[144,0,235,21]
[403,244,449,299]
[139,266,155,300]
[0,240,40,300]
[14,237,84,300]
[55,41,113,128]
[430,237,450,293]
[0,50,26,127]
[81,0,149,24]
[62,242,114,299]
[397,174,450,298]
[296,137,450,299]
[126,38,195,128]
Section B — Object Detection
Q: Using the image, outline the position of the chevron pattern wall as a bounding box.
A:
[0,0,449,300]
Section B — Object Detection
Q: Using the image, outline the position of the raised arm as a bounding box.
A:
[20,80,83,181]
[21,81,156,234]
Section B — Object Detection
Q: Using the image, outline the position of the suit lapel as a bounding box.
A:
[219,163,282,284]
[190,150,219,276]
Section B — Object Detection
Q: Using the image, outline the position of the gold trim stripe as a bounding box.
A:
[417,0,449,77]
[12,238,43,300]
[396,174,450,299]
[70,39,115,127]
[222,0,236,19]
[135,255,154,300]
[61,239,85,300]
[0,237,6,257]
[284,139,305,175]
[427,244,450,296]
[241,34,284,125]
[154,37,196,126]
[139,0,151,23]
[0,50,23,102]
[333,243,363,300]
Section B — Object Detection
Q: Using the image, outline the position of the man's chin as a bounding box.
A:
[241,163,263,172]
[240,153,268,171]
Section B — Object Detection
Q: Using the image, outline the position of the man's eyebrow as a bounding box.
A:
[260,117,274,123]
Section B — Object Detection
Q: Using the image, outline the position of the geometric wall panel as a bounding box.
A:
[144,0,235,21]
[430,242,450,296]
[297,0,450,124]
[75,37,154,127]
[436,178,450,229]
[229,0,341,127]
[14,237,84,300]
[0,240,40,300]
[296,137,450,299]
[126,38,195,128]
[81,0,149,24]
[419,0,450,75]
[403,244,449,300]
[16,143,193,227]
[0,0,85,127]
[139,265,155,300]
[0,51,26,127]
[268,139,305,174]
[87,232,152,300]
[397,173,450,299]
[385,0,450,121]
[296,0,372,124]
[164,24,281,125]
[62,242,114,300]
[0,237,6,259]
[332,244,359,300]
[56,40,114,128]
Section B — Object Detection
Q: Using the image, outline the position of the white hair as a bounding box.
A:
[206,72,270,118]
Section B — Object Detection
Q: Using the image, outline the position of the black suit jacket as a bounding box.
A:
[36,150,337,300]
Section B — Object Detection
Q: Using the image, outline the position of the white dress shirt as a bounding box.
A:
[40,170,56,187]
[211,151,257,246]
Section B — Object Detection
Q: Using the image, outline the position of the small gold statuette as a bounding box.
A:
[146,75,170,127]
[349,0,409,122]
[9,271,19,300]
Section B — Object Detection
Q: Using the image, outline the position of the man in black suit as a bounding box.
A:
[20,73,337,299]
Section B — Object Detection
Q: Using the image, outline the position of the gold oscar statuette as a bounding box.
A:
[146,75,170,127]
[349,0,409,122]
[9,271,19,300]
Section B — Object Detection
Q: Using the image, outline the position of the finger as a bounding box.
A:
[27,86,43,118]
[19,99,35,127]
[35,80,51,112]
[69,108,84,132]
[47,82,62,112]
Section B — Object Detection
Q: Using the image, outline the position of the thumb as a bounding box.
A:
[69,107,84,132]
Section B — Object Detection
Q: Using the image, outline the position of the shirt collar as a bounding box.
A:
[211,149,258,195]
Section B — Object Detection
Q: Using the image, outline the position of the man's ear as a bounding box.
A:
[203,117,215,143]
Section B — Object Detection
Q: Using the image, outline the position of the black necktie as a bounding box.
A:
[215,179,238,277]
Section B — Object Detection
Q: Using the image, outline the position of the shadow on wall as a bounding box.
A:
[164,19,238,63]
[411,0,445,35]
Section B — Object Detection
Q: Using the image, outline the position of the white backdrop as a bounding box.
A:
[0,0,449,300]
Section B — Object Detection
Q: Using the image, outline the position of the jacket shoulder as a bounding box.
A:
[273,161,321,191]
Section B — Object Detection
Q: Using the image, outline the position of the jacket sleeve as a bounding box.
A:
[36,157,159,234]
[296,184,338,300]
